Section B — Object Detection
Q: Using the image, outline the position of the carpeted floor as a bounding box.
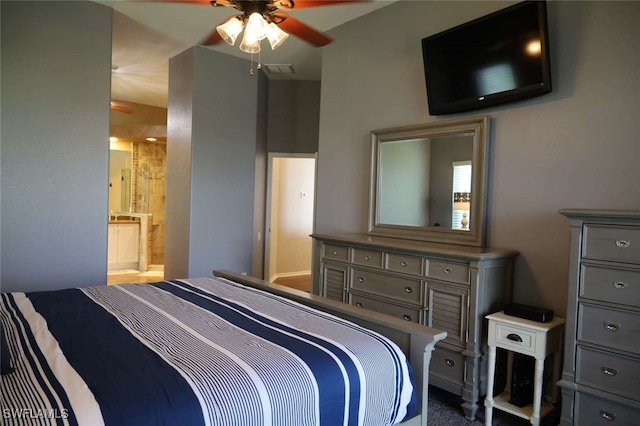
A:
[427,386,560,426]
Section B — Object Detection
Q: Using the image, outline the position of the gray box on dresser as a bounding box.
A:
[558,209,640,426]
[311,233,517,420]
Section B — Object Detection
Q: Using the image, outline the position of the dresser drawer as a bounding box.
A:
[581,264,640,308]
[583,224,640,264]
[427,260,470,284]
[576,346,640,402]
[430,346,465,387]
[385,253,423,276]
[350,293,421,324]
[352,248,383,268]
[322,243,349,262]
[350,268,422,305]
[575,391,640,426]
[578,304,640,354]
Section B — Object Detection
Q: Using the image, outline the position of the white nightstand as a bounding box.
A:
[484,311,565,426]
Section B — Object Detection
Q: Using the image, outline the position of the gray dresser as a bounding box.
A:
[558,209,640,425]
[311,233,517,420]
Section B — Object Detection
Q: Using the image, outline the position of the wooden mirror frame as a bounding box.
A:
[368,115,489,247]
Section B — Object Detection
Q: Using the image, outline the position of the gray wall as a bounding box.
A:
[267,80,320,153]
[1,1,112,293]
[316,1,640,316]
[166,47,263,279]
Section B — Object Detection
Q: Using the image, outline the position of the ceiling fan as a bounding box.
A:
[110,101,137,114]
[155,0,372,50]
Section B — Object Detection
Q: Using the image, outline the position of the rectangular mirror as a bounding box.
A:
[368,116,489,247]
[109,148,132,214]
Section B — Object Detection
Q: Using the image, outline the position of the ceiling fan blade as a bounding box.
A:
[131,0,213,5]
[111,101,136,114]
[274,13,332,47]
[201,27,224,46]
[111,106,134,114]
[276,0,372,9]
[199,15,239,46]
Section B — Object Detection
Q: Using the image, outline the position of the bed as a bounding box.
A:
[0,270,446,426]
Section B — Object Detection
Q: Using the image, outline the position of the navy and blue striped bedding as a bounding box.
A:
[0,277,416,425]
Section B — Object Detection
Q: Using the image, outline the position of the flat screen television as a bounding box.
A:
[421,0,552,115]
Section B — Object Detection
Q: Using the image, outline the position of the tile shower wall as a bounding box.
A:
[132,141,166,265]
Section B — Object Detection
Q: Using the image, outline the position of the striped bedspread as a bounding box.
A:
[0,277,415,426]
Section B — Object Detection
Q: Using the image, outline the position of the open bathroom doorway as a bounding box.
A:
[107,104,167,285]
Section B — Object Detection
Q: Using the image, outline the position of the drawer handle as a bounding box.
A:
[599,410,616,421]
[604,322,620,332]
[402,315,412,321]
[506,333,523,343]
[615,240,631,248]
[332,250,339,256]
[445,359,455,367]
[613,281,627,290]
[601,366,618,377]
[356,302,364,308]
[443,267,452,274]
[400,261,408,267]
[364,255,370,261]
[404,287,413,293]
[357,277,366,283]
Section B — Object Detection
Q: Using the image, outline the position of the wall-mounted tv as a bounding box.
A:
[421,0,552,115]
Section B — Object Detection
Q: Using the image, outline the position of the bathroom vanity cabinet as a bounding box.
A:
[107,222,140,270]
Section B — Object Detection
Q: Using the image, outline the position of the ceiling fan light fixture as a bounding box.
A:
[266,22,289,50]
[244,12,269,43]
[240,31,261,54]
[216,17,244,46]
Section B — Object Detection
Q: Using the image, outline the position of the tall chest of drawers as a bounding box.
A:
[558,209,640,426]
[311,233,517,420]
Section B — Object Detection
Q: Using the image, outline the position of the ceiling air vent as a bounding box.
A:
[263,64,295,74]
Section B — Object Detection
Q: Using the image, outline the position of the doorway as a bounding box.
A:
[265,153,317,291]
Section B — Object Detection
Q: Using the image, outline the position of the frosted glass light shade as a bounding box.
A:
[216,17,244,46]
[266,23,289,50]
[244,13,268,43]
[240,31,261,53]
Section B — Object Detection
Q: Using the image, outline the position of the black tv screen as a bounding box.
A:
[421,0,552,115]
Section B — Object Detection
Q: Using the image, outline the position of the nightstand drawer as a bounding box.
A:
[583,224,640,264]
[385,253,423,276]
[575,391,640,426]
[427,260,470,284]
[491,322,537,355]
[352,248,383,268]
[581,264,640,308]
[322,243,349,262]
[350,293,421,324]
[578,304,640,354]
[576,346,640,402]
[350,268,422,305]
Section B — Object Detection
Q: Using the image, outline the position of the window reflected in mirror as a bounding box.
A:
[452,162,472,230]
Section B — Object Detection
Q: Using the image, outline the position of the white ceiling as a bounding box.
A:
[103,0,398,108]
